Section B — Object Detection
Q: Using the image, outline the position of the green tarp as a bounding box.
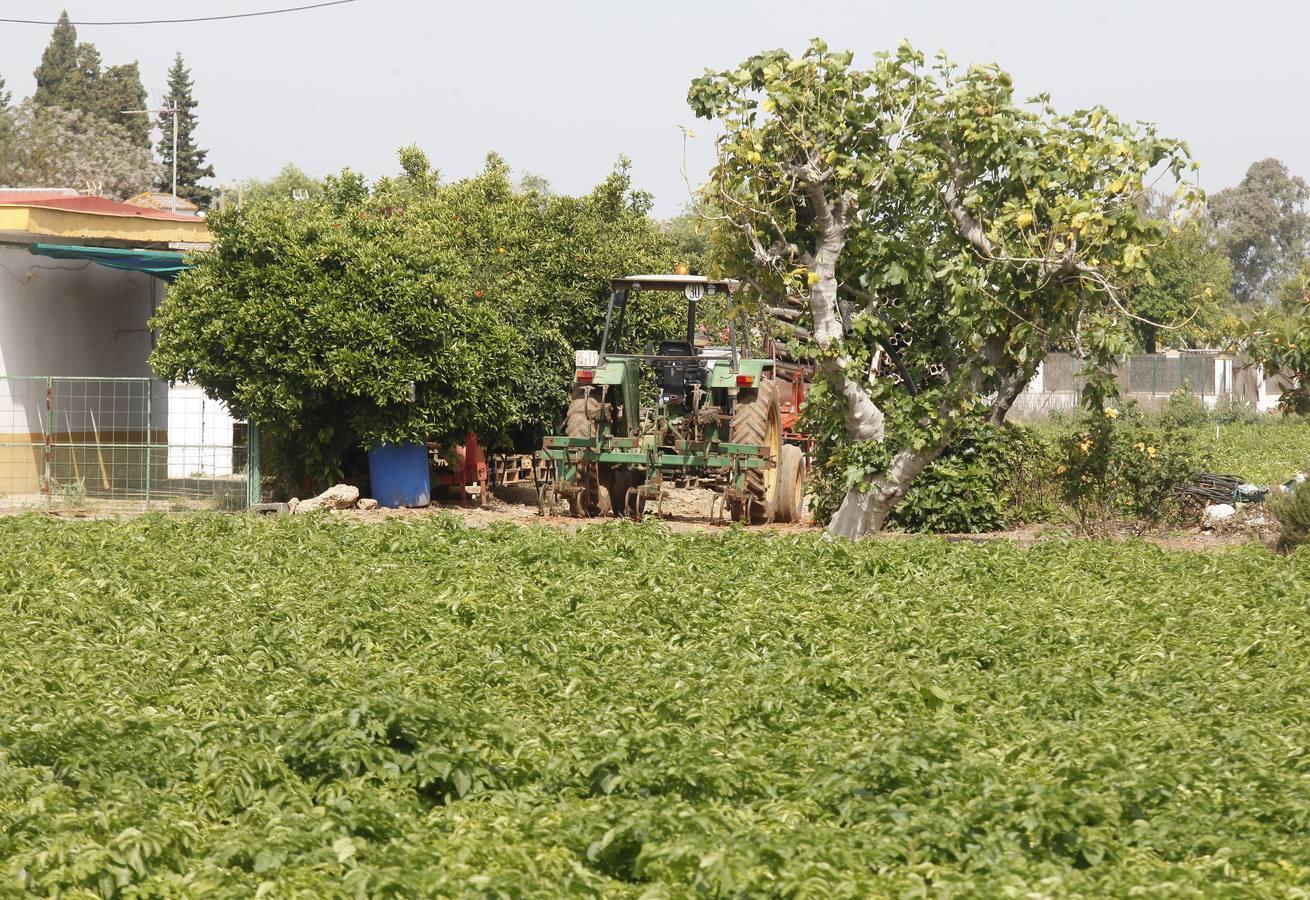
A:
[29,242,191,282]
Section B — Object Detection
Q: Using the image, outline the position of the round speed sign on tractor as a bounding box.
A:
[684,284,705,302]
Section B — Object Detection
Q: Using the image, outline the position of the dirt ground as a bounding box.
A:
[10,480,1266,551]
[345,483,817,535]
[337,483,1262,550]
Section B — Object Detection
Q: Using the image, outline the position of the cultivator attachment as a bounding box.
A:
[538,274,807,526]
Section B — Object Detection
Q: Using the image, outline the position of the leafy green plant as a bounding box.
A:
[1160,386,1265,428]
[52,476,87,507]
[808,415,1055,532]
[804,383,1059,532]
[1057,403,1207,534]
[153,150,683,490]
[1000,424,1064,524]
[1160,383,1210,428]
[1,516,1309,895]
[1209,393,1267,425]
[1233,308,1310,414]
[1270,483,1310,552]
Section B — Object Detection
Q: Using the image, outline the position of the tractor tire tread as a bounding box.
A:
[729,379,780,524]
[774,444,805,524]
[565,389,601,439]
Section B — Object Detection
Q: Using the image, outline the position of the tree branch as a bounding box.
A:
[940,141,1083,284]
[764,305,803,322]
[988,371,1033,424]
[940,141,996,258]
[774,320,813,341]
[1076,263,1201,331]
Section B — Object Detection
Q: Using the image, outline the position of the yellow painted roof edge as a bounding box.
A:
[0,204,211,245]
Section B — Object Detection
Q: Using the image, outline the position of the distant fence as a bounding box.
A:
[0,376,259,513]
[1008,352,1283,421]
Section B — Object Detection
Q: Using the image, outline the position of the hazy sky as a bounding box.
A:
[3,0,1308,216]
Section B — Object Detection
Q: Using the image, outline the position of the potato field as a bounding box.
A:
[3,515,1309,896]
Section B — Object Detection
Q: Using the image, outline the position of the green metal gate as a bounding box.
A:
[0,376,258,513]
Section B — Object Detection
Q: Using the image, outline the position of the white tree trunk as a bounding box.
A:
[804,183,885,446]
[797,175,927,539]
[827,443,944,540]
[819,357,884,442]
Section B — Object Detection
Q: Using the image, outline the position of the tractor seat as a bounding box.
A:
[657,340,695,358]
[654,340,697,389]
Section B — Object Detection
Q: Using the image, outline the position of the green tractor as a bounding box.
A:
[536,274,804,524]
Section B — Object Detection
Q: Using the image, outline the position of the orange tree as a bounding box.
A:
[152,148,681,488]
[689,41,1199,538]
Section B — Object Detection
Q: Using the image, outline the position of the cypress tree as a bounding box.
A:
[96,63,149,146]
[158,53,215,207]
[32,11,84,109]
[32,11,150,149]
[0,76,11,146]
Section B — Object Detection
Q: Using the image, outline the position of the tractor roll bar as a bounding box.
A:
[597,281,739,373]
[598,288,628,361]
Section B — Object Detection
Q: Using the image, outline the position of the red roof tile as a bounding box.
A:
[0,193,200,222]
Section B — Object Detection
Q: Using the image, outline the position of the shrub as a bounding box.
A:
[1057,403,1207,534]
[1270,483,1310,553]
[1159,385,1266,428]
[1209,394,1267,425]
[1001,424,1063,524]
[1160,384,1209,428]
[153,150,682,490]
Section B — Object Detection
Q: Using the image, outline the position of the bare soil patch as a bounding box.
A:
[335,485,1261,550]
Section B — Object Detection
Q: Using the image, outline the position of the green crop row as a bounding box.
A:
[2,515,1309,896]
[1192,420,1310,486]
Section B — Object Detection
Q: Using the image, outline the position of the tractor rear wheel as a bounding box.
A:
[565,387,603,439]
[564,388,617,517]
[729,378,782,524]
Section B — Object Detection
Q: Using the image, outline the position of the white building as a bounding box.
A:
[0,192,237,503]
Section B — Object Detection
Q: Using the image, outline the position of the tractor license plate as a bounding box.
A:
[574,349,599,368]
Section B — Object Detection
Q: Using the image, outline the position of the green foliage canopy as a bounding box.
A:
[152,149,681,482]
[226,163,323,207]
[31,11,150,148]
[1124,209,1231,351]
[1233,309,1310,414]
[688,40,1198,536]
[1211,158,1310,305]
[1231,254,1310,417]
[660,206,711,272]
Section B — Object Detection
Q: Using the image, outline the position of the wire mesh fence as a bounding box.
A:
[0,376,257,514]
[1010,352,1245,420]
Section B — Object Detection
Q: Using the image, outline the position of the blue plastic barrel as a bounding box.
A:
[367,442,431,508]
